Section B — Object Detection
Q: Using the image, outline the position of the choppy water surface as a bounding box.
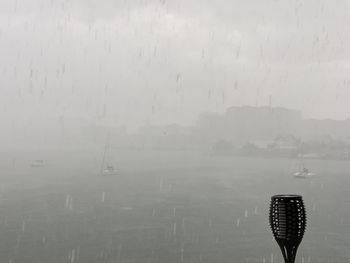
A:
[0,149,349,262]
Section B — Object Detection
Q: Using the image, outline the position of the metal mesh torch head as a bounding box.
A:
[269,195,306,242]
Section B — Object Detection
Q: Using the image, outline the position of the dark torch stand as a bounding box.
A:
[269,195,306,263]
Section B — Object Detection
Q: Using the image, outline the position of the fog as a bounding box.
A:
[1,0,350,262]
[2,0,350,133]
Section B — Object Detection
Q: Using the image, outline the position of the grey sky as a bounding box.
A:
[1,0,350,130]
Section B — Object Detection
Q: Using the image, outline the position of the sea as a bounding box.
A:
[0,148,349,262]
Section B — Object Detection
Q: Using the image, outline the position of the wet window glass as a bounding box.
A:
[1,0,349,262]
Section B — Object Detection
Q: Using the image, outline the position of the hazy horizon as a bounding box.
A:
[2,0,350,131]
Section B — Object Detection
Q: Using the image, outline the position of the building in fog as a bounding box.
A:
[197,106,302,145]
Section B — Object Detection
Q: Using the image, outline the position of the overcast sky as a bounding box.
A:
[1,0,350,130]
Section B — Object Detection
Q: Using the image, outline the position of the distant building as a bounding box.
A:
[301,119,350,140]
[198,106,302,144]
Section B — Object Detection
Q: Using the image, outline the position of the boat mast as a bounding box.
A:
[100,133,111,176]
[298,141,305,170]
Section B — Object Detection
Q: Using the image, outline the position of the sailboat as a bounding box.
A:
[102,165,118,176]
[293,154,314,178]
[100,134,118,176]
[294,167,314,178]
[31,159,45,168]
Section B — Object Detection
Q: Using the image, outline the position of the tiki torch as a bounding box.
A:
[269,195,306,263]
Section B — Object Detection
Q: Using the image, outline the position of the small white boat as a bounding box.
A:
[294,168,314,178]
[101,165,118,176]
[31,160,45,167]
[99,134,119,176]
[293,151,315,178]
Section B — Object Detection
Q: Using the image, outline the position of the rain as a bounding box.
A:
[1,0,350,262]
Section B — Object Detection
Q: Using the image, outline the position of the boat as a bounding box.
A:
[99,134,118,176]
[294,167,314,178]
[293,148,316,178]
[102,165,118,176]
[31,160,45,167]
